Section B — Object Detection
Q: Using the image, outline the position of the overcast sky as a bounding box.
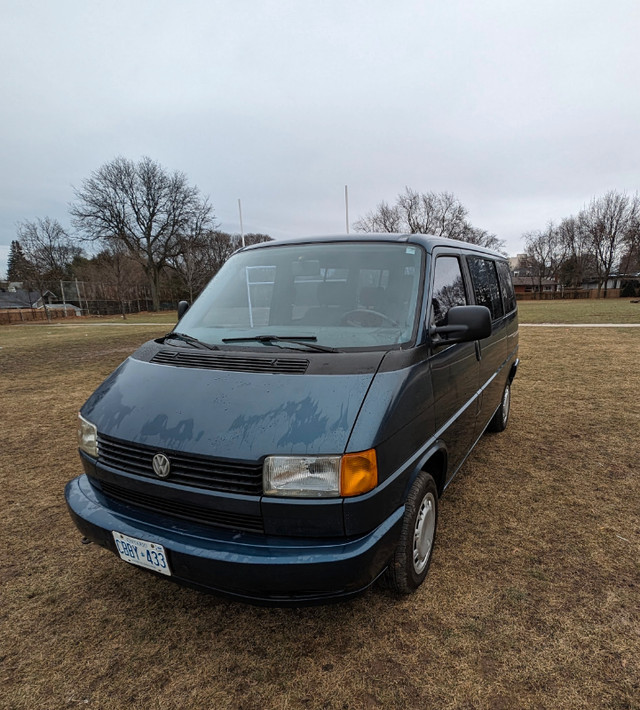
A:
[2,0,639,278]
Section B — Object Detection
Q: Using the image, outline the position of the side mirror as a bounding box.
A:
[177,300,190,320]
[430,305,491,344]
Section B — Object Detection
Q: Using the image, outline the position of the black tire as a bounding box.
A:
[488,381,511,433]
[384,472,438,594]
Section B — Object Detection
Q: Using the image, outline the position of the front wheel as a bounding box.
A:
[384,472,438,594]
[488,382,511,432]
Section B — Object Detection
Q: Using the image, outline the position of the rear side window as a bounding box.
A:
[467,257,504,320]
[496,260,517,314]
[430,256,467,327]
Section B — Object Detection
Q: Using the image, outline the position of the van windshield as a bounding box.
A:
[175,242,424,350]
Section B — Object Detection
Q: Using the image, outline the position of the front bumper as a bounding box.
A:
[65,474,404,605]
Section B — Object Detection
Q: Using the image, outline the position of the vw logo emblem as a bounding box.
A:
[152,453,171,478]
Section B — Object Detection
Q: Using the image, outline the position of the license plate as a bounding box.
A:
[112,531,171,576]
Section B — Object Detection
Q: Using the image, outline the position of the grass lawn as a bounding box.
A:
[1,321,639,709]
[518,298,640,324]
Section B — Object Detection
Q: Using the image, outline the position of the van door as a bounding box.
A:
[428,252,479,478]
[465,256,508,430]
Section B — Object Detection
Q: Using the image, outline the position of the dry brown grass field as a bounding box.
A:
[0,320,639,710]
[517,298,640,324]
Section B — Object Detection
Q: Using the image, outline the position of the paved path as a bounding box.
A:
[519,323,640,327]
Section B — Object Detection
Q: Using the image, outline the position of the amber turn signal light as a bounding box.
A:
[340,449,378,497]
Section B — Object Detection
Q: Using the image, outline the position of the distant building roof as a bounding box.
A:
[0,288,41,308]
[44,303,81,312]
[512,277,558,287]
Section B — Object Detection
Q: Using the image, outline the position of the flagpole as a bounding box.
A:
[238,199,245,247]
[344,185,349,234]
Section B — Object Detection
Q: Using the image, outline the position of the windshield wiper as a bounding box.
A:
[221,334,339,353]
[161,332,219,350]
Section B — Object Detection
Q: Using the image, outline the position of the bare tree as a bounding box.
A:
[243,233,272,247]
[17,217,82,319]
[618,214,640,275]
[168,211,219,302]
[70,156,213,311]
[461,227,504,252]
[203,231,237,281]
[96,245,141,318]
[168,231,272,302]
[73,249,148,315]
[523,223,564,298]
[169,235,209,303]
[577,191,639,297]
[354,188,505,251]
[554,216,593,289]
[202,232,272,281]
[355,200,403,233]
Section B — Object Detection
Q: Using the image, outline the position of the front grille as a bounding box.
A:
[99,480,264,533]
[151,350,309,374]
[97,434,263,495]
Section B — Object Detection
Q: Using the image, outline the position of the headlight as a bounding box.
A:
[264,455,341,497]
[263,449,377,498]
[77,413,98,458]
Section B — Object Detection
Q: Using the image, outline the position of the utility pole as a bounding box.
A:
[345,185,350,234]
[60,280,67,317]
[238,199,245,247]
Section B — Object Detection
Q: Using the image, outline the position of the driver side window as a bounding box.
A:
[431,256,468,328]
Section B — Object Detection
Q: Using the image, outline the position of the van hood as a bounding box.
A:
[82,351,381,460]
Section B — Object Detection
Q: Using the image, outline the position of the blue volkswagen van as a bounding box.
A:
[66,234,518,603]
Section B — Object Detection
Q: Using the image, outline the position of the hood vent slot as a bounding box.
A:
[151,349,309,374]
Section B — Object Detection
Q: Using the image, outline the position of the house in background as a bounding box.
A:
[580,273,640,293]
[0,283,81,314]
[508,256,561,296]
[507,256,640,298]
[512,277,561,296]
[509,254,530,277]
[0,285,48,309]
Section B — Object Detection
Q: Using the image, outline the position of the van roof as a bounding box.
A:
[240,233,506,259]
